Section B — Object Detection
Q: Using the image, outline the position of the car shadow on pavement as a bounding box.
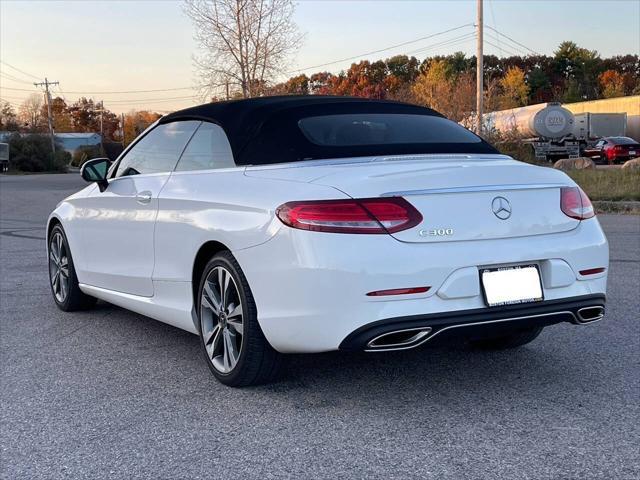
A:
[87,301,594,404]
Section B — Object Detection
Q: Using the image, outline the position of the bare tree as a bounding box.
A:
[19,94,44,131]
[184,0,302,98]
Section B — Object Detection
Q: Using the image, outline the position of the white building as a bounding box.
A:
[54,133,102,154]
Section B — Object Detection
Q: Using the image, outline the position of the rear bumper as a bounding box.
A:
[234,217,608,353]
[339,294,606,351]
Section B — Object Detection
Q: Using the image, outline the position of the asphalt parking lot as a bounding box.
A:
[1,173,639,480]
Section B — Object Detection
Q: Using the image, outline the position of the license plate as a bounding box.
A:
[629,150,636,156]
[481,265,543,307]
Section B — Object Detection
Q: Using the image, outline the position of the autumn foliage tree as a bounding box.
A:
[40,97,73,132]
[0,101,19,131]
[123,111,162,146]
[599,70,625,98]
[499,66,529,109]
[412,59,453,112]
[261,41,638,118]
[412,59,476,122]
[266,74,309,95]
[65,98,120,139]
[385,55,420,101]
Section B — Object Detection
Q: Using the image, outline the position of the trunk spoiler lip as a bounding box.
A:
[381,183,570,197]
[244,153,514,171]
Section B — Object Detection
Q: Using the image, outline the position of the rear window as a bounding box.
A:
[298,114,481,146]
[611,137,638,145]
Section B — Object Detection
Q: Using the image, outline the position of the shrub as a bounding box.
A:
[53,149,72,172]
[482,127,538,164]
[71,145,104,167]
[7,133,68,172]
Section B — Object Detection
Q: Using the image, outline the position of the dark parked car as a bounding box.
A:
[583,136,640,165]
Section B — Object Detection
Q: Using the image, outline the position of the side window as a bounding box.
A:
[175,122,235,172]
[116,121,200,177]
[595,140,604,148]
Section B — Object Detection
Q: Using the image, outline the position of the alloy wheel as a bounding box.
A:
[49,232,70,303]
[200,266,244,374]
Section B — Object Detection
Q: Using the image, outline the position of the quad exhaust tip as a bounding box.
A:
[364,306,604,351]
[366,327,433,351]
[576,306,605,324]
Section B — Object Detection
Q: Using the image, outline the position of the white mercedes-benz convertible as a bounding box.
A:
[48,96,608,386]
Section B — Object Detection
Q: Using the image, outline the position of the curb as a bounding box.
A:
[593,201,640,215]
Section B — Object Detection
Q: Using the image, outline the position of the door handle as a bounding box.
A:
[136,191,152,204]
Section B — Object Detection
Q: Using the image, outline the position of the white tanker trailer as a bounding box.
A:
[484,103,580,161]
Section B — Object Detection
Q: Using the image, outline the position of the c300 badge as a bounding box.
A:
[419,228,454,237]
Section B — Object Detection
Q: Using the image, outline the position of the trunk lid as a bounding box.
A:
[246,154,580,242]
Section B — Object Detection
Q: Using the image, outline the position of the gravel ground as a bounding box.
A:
[1,173,639,480]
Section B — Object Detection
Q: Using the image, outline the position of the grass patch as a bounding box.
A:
[566,169,640,201]
[593,201,640,215]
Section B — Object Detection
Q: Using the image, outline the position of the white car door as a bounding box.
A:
[75,120,201,296]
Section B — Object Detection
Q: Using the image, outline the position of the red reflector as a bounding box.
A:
[276,197,422,234]
[560,187,595,220]
[579,267,606,276]
[366,286,430,297]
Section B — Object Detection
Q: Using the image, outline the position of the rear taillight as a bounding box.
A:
[275,197,422,234]
[561,186,595,220]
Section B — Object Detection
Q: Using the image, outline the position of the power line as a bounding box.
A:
[287,23,475,73]
[484,39,522,58]
[484,31,530,56]
[0,61,42,81]
[406,33,477,56]
[485,25,540,55]
[52,84,67,103]
[53,86,196,94]
[487,32,531,57]
[0,24,540,115]
[0,94,28,101]
[103,95,197,105]
[0,85,198,95]
[0,72,34,85]
[0,86,37,92]
[487,0,503,57]
[0,98,22,107]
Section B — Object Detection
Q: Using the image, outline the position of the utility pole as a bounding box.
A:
[476,0,484,135]
[93,100,106,155]
[121,112,126,147]
[94,101,105,139]
[33,77,59,156]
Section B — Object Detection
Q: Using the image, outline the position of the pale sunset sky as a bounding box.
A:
[1,0,639,114]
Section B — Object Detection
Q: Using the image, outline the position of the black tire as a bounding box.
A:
[48,224,97,311]
[469,327,543,350]
[197,251,284,387]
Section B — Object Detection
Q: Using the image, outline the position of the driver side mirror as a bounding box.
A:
[80,158,111,192]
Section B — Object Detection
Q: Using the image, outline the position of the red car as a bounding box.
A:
[583,136,640,165]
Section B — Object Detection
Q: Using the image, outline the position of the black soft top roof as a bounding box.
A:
[160,95,497,165]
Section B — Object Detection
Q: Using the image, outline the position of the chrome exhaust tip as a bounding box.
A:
[576,306,605,324]
[365,327,433,352]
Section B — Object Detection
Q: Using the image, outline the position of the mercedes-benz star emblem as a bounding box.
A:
[492,196,512,220]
